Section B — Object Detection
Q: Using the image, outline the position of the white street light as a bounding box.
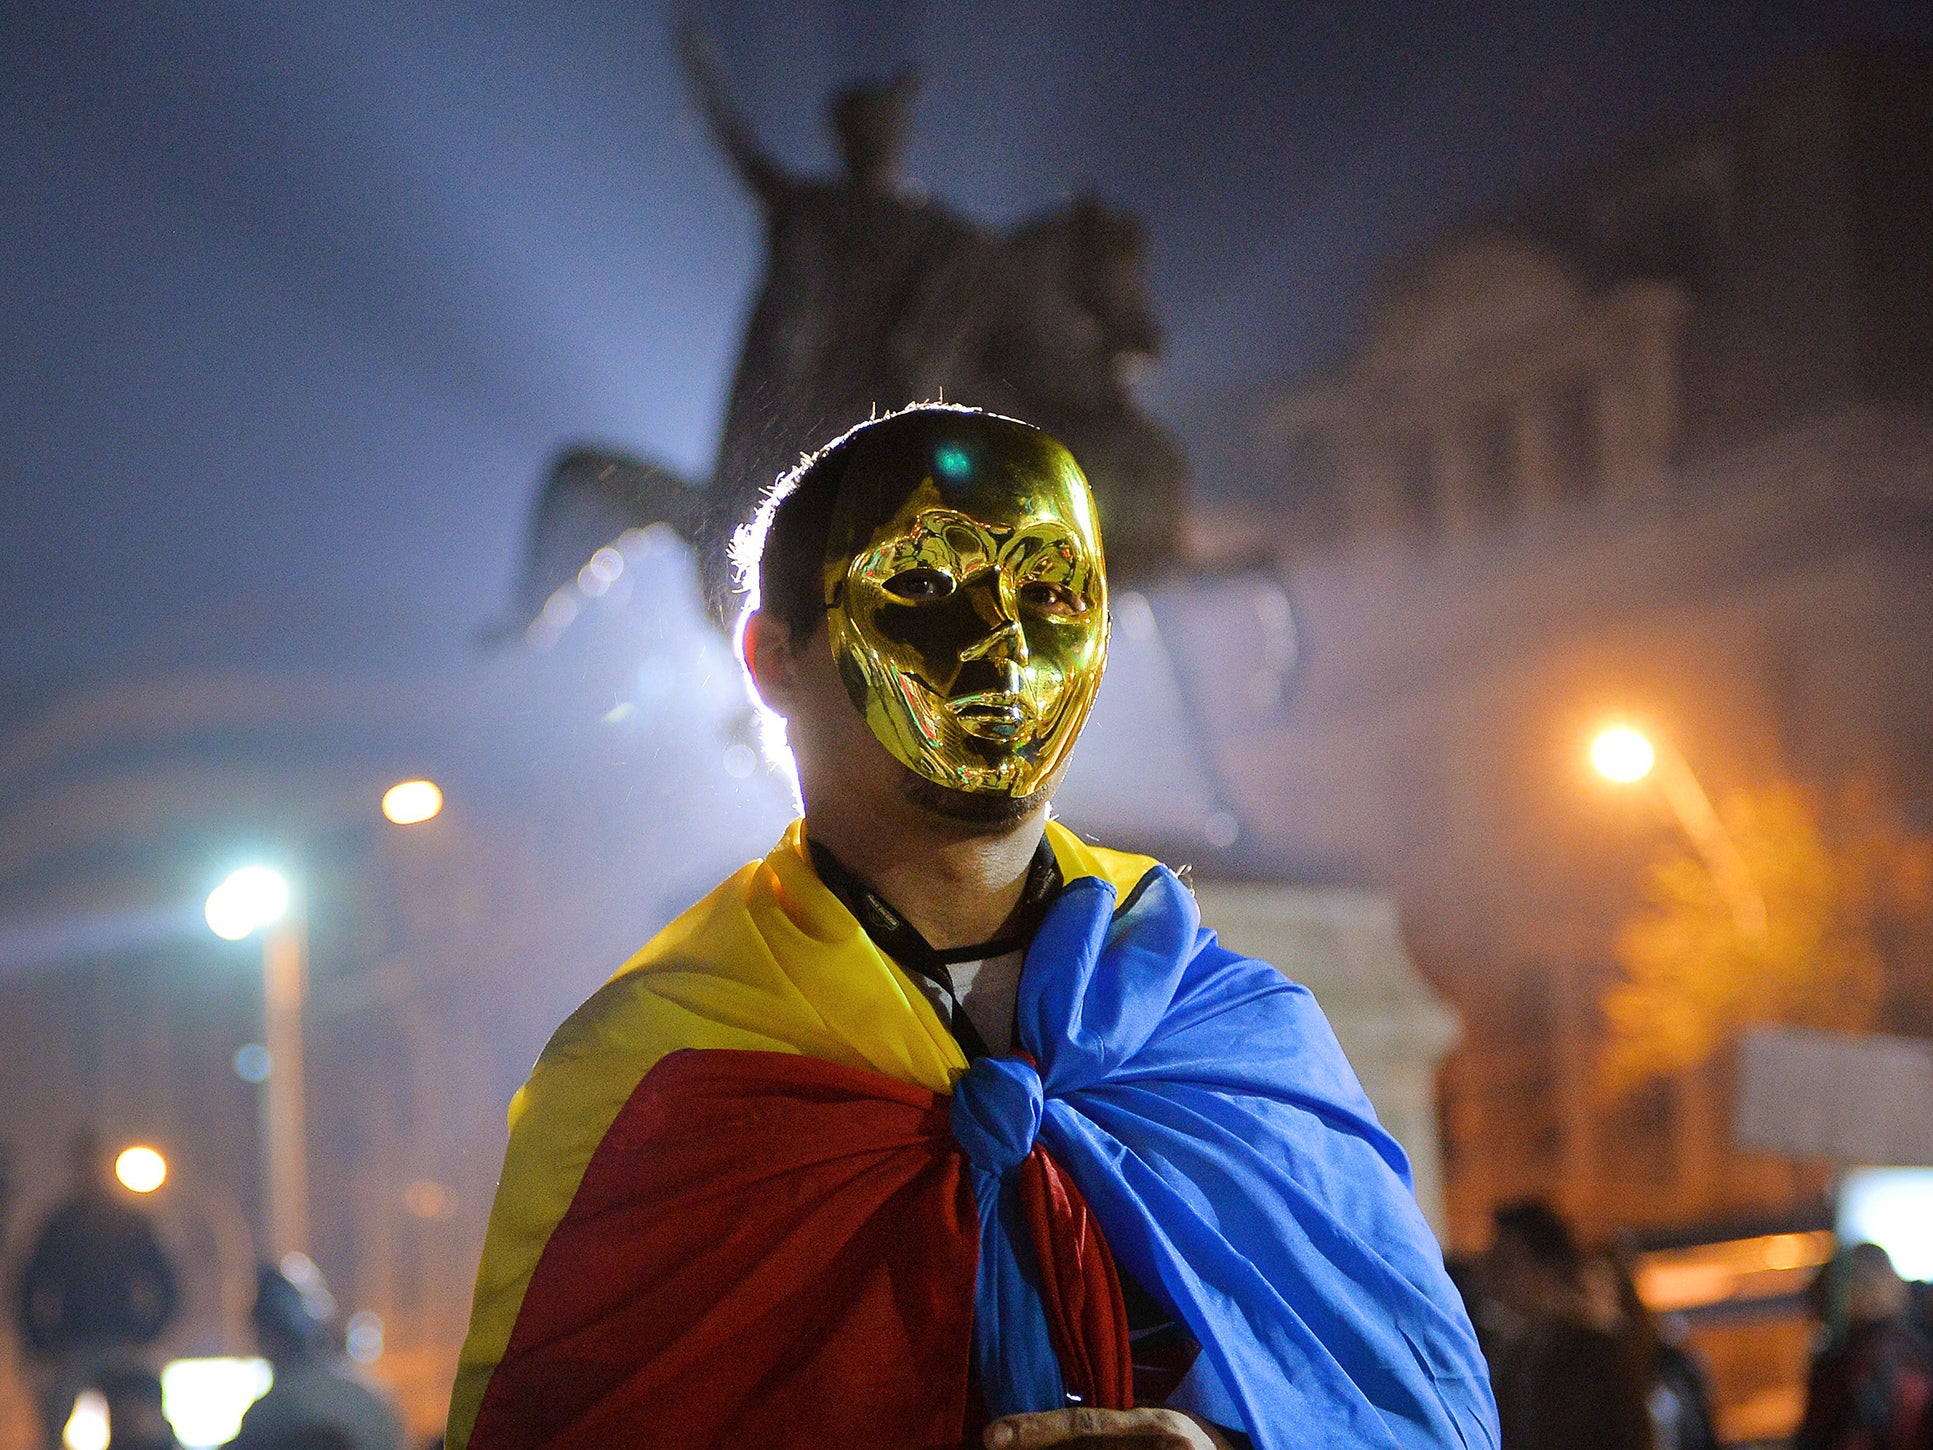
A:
[204,867,290,942]
[206,865,308,1259]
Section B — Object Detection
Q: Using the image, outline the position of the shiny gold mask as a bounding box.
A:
[823,411,1109,797]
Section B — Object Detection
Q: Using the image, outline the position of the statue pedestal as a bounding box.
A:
[1192,882,1461,1237]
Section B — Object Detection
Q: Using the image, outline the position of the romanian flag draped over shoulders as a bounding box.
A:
[449,821,1498,1450]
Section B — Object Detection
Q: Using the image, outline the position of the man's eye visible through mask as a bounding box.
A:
[1019,580,1086,617]
[883,567,956,601]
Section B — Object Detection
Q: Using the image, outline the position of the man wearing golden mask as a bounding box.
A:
[449,406,1498,1450]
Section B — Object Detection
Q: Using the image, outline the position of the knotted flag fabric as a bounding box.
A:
[448,822,1498,1450]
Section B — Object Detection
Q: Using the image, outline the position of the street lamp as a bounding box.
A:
[1590,724,1768,938]
[1590,727,1656,785]
[115,1144,168,1194]
[199,784,440,1270]
[206,866,309,1260]
[380,778,443,825]
[204,866,289,941]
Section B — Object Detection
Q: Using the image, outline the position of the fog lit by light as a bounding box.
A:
[115,1144,168,1194]
[381,778,443,825]
[205,867,290,941]
[1591,726,1656,784]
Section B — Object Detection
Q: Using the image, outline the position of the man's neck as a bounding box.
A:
[802,795,1047,953]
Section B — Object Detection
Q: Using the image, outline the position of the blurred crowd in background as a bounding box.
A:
[3,1135,402,1450]
[5,1128,1930,1449]
[1457,1199,1933,1450]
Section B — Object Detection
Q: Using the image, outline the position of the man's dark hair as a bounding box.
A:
[1492,1197,1580,1277]
[737,434,855,645]
[735,403,985,645]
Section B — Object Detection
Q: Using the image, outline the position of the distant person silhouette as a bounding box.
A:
[225,1261,399,1450]
[14,1130,178,1449]
[98,1366,182,1450]
[1580,1247,1717,1450]
[1482,1198,1655,1450]
[1796,1242,1933,1450]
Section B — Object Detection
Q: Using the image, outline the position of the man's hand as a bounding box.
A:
[984,1407,1236,1449]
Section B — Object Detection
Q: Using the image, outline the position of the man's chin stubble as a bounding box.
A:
[896,767,1049,828]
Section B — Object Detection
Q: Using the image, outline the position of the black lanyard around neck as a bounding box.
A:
[806,833,1063,1061]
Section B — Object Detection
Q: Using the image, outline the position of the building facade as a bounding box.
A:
[1226,51,1933,1247]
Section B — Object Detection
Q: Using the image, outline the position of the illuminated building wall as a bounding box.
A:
[1224,52,1933,1248]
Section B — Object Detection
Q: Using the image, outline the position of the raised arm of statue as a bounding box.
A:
[677,13,786,207]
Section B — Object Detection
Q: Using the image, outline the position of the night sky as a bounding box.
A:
[5,0,1929,696]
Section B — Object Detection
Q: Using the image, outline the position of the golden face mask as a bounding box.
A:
[822,411,1109,797]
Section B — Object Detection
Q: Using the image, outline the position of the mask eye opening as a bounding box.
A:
[883,566,957,601]
[1017,579,1088,617]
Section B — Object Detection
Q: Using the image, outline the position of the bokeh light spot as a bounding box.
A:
[160,1359,272,1449]
[1839,1168,1933,1280]
[62,1389,108,1450]
[934,443,972,480]
[345,1310,385,1364]
[205,867,290,941]
[1591,726,1656,783]
[381,778,443,825]
[232,1044,271,1083]
[578,545,626,597]
[115,1144,167,1194]
[403,1179,453,1219]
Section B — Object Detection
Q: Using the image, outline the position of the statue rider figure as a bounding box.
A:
[681,27,1001,611]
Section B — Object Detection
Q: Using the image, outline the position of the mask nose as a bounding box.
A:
[959,618,1027,668]
[958,575,1029,670]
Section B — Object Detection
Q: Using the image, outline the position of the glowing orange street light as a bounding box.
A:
[1590,726,1656,784]
[114,1145,167,1194]
[1589,722,1767,938]
[381,779,443,825]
